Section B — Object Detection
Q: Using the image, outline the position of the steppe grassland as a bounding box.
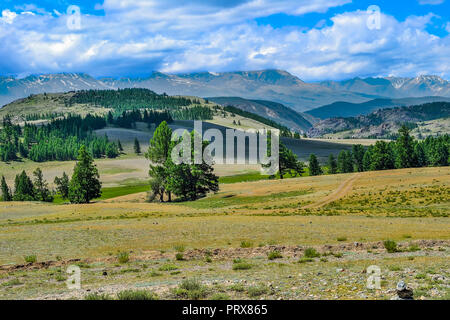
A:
[0,167,448,266]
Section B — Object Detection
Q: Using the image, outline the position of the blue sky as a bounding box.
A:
[0,0,449,80]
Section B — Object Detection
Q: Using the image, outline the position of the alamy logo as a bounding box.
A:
[170,121,280,175]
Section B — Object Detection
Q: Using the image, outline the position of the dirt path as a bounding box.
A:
[304,173,361,209]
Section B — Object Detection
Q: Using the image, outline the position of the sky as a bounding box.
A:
[0,0,449,81]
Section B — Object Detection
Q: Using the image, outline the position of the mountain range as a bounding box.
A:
[2,70,450,113]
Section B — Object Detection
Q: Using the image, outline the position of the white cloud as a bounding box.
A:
[0,1,449,81]
[1,9,17,24]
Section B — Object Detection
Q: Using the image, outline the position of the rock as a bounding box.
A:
[102,271,107,276]
[396,281,414,300]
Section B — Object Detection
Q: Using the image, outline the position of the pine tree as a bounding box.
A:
[68,146,102,204]
[338,150,353,173]
[396,125,415,168]
[33,168,53,202]
[278,143,304,179]
[1,176,12,201]
[117,140,123,152]
[13,171,35,201]
[328,154,337,174]
[352,144,365,172]
[54,172,70,199]
[134,137,141,154]
[308,154,322,176]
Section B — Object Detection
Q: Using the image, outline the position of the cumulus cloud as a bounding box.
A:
[0,0,449,80]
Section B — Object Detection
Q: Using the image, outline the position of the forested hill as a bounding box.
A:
[68,88,194,111]
[308,102,450,139]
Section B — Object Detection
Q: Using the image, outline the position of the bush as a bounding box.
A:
[298,257,314,263]
[175,253,184,261]
[85,293,112,300]
[24,255,37,263]
[232,260,252,270]
[210,293,230,300]
[267,251,283,260]
[117,251,129,263]
[383,240,398,253]
[337,237,347,242]
[159,263,178,271]
[247,285,268,297]
[117,290,158,300]
[229,283,245,292]
[240,241,253,248]
[304,248,320,258]
[407,244,420,252]
[173,279,208,300]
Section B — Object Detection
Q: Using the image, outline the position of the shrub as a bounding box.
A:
[337,237,347,242]
[175,253,184,261]
[407,244,420,252]
[240,241,253,248]
[117,290,158,300]
[232,262,252,270]
[24,255,37,263]
[298,257,314,263]
[85,293,112,300]
[304,248,320,258]
[383,240,398,253]
[267,251,282,260]
[247,285,268,297]
[158,263,178,271]
[229,283,245,292]
[205,256,212,263]
[173,279,208,300]
[210,293,230,300]
[117,251,129,264]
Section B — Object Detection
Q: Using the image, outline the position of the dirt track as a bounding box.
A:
[304,173,360,209]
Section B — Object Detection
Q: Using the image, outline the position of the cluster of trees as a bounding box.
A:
[171,106,214,120]
[1,146,102,204]
[146,121,219,202]
[0,115,120,162]
[68,88,193,112]
[107,109,173,129]
[321,126,449,175]
[24,112,65,121]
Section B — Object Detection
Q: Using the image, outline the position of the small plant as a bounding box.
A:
[383,240,398,253]
[174,244,185,253]
[205,256,212,263]
[117,251,129,264]
[240,241,253,248]
[117,290,158,300]
[210,293,230,300]
[232,259,252,270]
[24,255,37,263]
[298,257,314,263]
[267,251,282,260]
[173,279,208,300]
[85,293,112,300]
[407,244,420,252]
[304,248,320,258]
[175,253,184,261]
[230,283,245,292]
[247,285,268,298]
[388,265,402,271]
[159,263,178,271]
[337,237,347,242]
[150,270,162,277]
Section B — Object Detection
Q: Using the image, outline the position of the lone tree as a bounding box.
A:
[54,172,70,200]
[68,146,102,204]
[328,154,337,174]
[1,176,12,201]
[134,137,141,154]
[146,121,173,201]
[308,154,322,176]
[33,168,53,202]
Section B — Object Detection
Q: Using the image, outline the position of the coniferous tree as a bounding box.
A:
[396,125,415,168]
[278,143,304,179]
[308,154,322,176]
[328,154,338,174]
[13,171,35,201]
[54,172,70,200]
[33,168,53,202]
[352,144,365,172]
[68,146,102,204]
[1,176,12,201]
[117,140,123,152]
[338,150,354,173]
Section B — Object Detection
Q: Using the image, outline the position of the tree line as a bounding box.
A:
[0,114,120,162]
